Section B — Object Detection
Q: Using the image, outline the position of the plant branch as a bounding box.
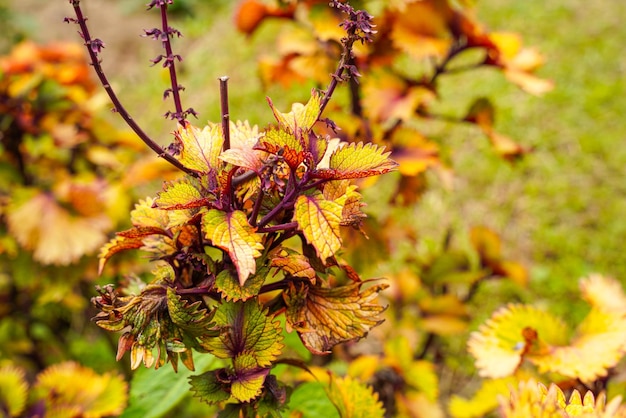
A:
[66,0,196,176]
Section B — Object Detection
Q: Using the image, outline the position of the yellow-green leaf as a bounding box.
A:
[315,142,398,180]
[173,122,224,173]
[293,192,343,262]
[130,197,170,229]
[325,374,385,418]
[202,209,264,285]
[215,267,268,302]
[283,282,387,355]
[0,364,28,417]
[231,353,271,403]
[153,178,212,211]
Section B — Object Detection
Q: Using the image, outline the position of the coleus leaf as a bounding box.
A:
[173,122,224,174]
[188,369,232,405]
[98,227,166,274]
[201,300,284,368]
[166,287,215,335]
[293,191,343,262]
[130,197,170,229]
[153,177,213,211]
[268,91,321,134]
[231,352,271,403]
[325,374,385,418]
[202,209,264,285]
[283,281,387,355]
[35,362,128,418]
[270,249,316,281]
[314,142,398,180]
[215,267,268,302]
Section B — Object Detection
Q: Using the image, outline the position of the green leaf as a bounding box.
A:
[202,209,264,285]
[293,192,343,262]
[166,287,216,334]
[215,266,268,302]
[268,92,321,133]
[286,382,339,418]
[173,122,224,173]
[202,300,284,368]
[315,142,398,179]
[283,282,387,355]
[325,374,385,418]
[122,354,219,418]
[0,364,28,417]
[188,369,232,406]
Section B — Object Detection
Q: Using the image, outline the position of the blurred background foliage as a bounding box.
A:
[0,0,625,416]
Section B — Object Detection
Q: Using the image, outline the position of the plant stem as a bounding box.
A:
[158,3,185,124]
[68,0,196,176]
[219,76,231,151]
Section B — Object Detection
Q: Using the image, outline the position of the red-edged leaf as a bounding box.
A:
[98,226,167,274]
[314,142,398,179]
[256,128,305,169]
[173,122,224,174]
[293,192,343,262]
[153,178,213,210]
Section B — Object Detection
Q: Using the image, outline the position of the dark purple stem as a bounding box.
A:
[158,4,185,124]
[258,222,298,233]
[219,76,231,151]
[67,0,196,176]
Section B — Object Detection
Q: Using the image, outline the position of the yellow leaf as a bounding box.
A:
[530,307,626,383]
[173,122,224,174]
[35,362,128,418]
[268,91,321,134]
[467,304,569,378]
[202,209,264,285]
[293,192,343,262]
[313,142,398,180]
[500,379,626,418]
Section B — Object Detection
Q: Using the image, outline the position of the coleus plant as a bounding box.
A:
[67,0,394,414]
